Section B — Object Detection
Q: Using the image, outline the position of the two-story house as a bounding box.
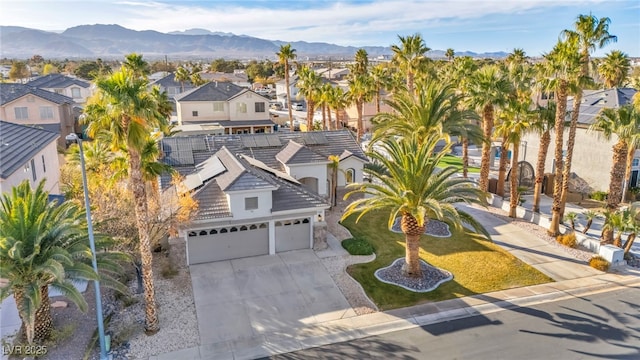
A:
[160,130,367,265]
[275,74,300,108]
[26,74,92,104]
[200,71,251,88]
[150,72,196,99]
[0,84,75,148]
[0,121,61,195]
[175,81,275,134]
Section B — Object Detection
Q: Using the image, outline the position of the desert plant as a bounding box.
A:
[564,212,578,230]
[590,191,608,201]
[589,255,610,271]
[341,237,375,256]
[556,232,577,248]
[582,210,598,234]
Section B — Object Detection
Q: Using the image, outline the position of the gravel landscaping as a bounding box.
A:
[375,258,453,292]
[390,217,451,237]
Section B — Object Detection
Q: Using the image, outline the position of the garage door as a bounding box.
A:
[186,223,269,264]
[275,218,311,252]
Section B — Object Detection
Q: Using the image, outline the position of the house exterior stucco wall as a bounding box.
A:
[1,96,74,147]
[0,140,61,195]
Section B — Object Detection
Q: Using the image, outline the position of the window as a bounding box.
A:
[213,102,224,112]
[14,107,28,120]
[236,102,247,113]
[345,168,355,184]
[26,96,35,103]
[40,106,54,119]
[31,159,37,181]
[245,197,258,210]
[42,155,46,173]
[255,102,265,113]
[634,158,639,167]
[71,87,81,98]
[192,111,198,117]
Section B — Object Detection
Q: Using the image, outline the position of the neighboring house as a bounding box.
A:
[0,83,75,148]
[521,87,638,192]
[200,71,250,88]
[341,84,393,136]
[315,67,350,81]
[0,121,61,195]
[0,65,11,79]
[150,72,196,99]
[26,74,92,104]
[175,81,274,134]
[275,73,300,107]
[159,130,367,264]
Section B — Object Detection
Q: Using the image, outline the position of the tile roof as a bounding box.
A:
[214,147,278,192]
[0,83,74,106]
[26,74,90,89]
[150,72,195,89]
[276,140,329,165]
[0,121,59,179]
[568,88,637,125]
[193,180,232,220]
[175,81,244,102]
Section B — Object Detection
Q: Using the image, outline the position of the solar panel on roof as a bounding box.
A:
[190,137,207,151]
[242,136,257,148]
[267,136,282,147]
[254,135,270,147]
[302,132,328,145]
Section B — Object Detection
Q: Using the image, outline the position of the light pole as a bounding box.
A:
[65,133,109,360]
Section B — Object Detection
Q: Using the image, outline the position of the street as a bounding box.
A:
[263,286,640,360]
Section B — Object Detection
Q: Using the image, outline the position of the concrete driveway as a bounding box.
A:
[190,249,356,350]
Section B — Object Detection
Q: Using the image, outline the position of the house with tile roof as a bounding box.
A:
[0,121,61,194]
[0,83,76,148]
[26,74,93,104]
[150,72,196,99]
[159,130,367,264]
[521,87,638,192]
[175,81,275,135]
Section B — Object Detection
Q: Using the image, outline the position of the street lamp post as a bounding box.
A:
[66,133,109,360]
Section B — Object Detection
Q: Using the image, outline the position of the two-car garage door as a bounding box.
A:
[186,217,311,265]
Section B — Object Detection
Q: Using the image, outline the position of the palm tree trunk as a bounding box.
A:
[322,104,327,130]
[497,140,508,197]
[509,142,521,217]
[462,137,469,178]
[533,130,550,212]
[613,231,623,248]
[129,149,160,334]
[622,145,635,202]
[335,109,341,130]
[479,104,494,193]
[549,80,568,236]
[407,72,414,97]
[584,218,593,234]
[623,233,636,255]
[356,99,364,142]
[375,88,381,114]
[327,105,333,131]
[15,286,53,344]
[400,214,425,278]
[603,141,628,243]
[285,64,293,129]
[559,91,582,219]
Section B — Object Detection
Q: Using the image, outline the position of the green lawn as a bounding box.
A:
[437,154,480,173]
[341,211,553,310]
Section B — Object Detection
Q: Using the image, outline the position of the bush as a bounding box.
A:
[556,232,577,248]
[589,255,610,271]
[342,237,375,255]
[589,191,608,201]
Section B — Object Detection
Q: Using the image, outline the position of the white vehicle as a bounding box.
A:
[292,103,304,111]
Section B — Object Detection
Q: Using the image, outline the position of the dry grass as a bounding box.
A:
[556,233,577,248]
[589,255,610,271]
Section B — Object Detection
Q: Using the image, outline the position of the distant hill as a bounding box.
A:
[0,24,508,60]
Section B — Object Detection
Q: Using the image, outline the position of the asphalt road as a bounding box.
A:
[262,286,640,360]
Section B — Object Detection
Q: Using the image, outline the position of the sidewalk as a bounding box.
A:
[149,204,640,360]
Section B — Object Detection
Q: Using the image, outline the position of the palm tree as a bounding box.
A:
[450,56,478,178]
[622,206,640,254]
[83,67,162,334]
[0,181,126,344]
[371,63,392,114]
[582,210,598,234]
[123,53,150,79]
[296,65,322,131]
[467,65,511,192]
[341,134,489,277]
[590,105,640,243]
[328,155,341,208]
[351,48,369,77]
[277,44,297,129]
[445,48,455,62]
[348,73,374,141]
[544,39,581,236]
[174,66,190,93]
[391,33,430,95]
[564,212,578,231]
[326,86,348,130]
[505,48,527,66]
[372,80,481,147]
[598,50,631,88]
[319,83,333,130]
[601,209,625,247]
[531,102,557,213]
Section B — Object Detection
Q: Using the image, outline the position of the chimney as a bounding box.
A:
[215,81,217,87]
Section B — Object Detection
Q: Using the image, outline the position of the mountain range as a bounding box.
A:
[0,24,508,60]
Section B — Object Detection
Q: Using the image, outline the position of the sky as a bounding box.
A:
[1,0,638,57]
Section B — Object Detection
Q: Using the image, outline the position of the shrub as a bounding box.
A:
[589,255,610,271]
[556,232,577,248]
[589,191,608,201]
[342,237,375,255]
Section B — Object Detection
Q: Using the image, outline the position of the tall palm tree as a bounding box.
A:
[590,105,640,243]
[391,33,430,95]
[445,48,455,62]
[348,73,374,141]
[372,80,482,147]
[296,65,322,131]
[123,53,150,79]
[328,155,341,208]
[318,83,333,130]
[467,65,512,192]
[174,66,190,93]
[371,63,392,114]
[0,181,126,344]
[505,48,527,66]
[326,86,348,130]
[352,48,369,77]
[559,14,617,217]
[83,67,162,334]
[277,44,297,129]
[341,134,489,277]
[450,56,478,178]
[598,50,631,88]
[531,101,557,213]
[544,39,582,236]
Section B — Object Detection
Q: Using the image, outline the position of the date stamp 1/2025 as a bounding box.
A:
[2,344,48,356]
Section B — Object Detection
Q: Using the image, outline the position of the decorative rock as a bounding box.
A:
[374,258,453,292]
[390,217,452,237]
[51,300,68,308]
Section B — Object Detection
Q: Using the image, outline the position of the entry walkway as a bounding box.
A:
[149,204,639,360]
